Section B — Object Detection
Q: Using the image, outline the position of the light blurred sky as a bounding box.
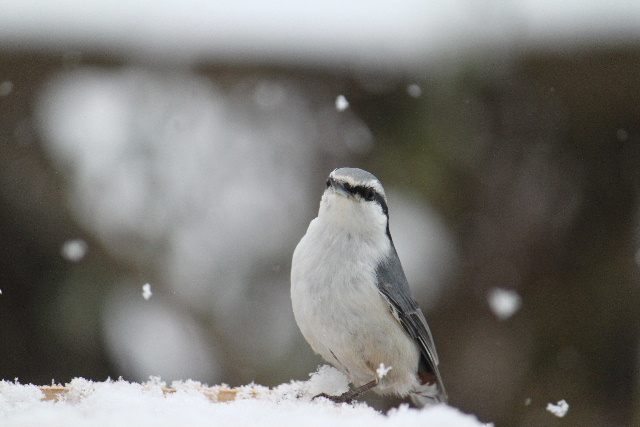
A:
[1,0,639,69]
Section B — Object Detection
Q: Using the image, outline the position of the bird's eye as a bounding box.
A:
[365,189,375,201]
[326,179,331,188]
[343,182,352,192]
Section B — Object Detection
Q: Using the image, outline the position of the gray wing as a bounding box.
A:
[375,247,446,393]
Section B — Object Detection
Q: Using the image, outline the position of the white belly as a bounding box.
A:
[291,218,421,396]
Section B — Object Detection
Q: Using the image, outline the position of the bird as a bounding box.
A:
[290,167,447,406]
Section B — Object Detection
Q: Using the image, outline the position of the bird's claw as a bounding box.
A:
[312,392,354,404]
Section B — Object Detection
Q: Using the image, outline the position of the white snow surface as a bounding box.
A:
[0,366,488,427]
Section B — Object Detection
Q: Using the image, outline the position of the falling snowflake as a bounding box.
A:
[487,288,522,320]
[376,363,393,379]
[546,399,569,417]
[61,239,88,262]
[142,283,153,300]
[407,84,422,98]
[335,95,349,111]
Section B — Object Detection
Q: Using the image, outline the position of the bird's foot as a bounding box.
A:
[312,379,378,404]
[312,391,354,404]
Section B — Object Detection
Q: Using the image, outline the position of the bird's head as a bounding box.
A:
[318,167,390,238]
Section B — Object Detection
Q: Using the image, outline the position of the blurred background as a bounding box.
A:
[1,1,640,426]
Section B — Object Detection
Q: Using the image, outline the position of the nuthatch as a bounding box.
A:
[291,167,447,406]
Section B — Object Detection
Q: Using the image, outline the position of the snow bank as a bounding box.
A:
[0,366,489,427]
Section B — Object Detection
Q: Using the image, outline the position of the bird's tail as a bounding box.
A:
[410,368,448,407]
[410,388,446,407]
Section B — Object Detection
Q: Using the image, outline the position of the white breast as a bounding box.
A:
[291,214,421,395]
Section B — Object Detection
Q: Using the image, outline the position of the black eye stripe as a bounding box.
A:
[352,186,373,201]
[329,178,389,222]
[329,179,387,212]
[351,185,385,208]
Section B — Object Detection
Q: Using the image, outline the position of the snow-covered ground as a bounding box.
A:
[0,366,488,427]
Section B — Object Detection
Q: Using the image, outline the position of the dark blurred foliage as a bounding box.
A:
[1,44,640,427]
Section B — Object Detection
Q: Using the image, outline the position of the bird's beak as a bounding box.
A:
[328,178,351,198]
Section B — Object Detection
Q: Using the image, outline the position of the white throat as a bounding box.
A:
[318,190,388,240]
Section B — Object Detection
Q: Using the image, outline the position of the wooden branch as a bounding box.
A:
[38,385,257,403]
